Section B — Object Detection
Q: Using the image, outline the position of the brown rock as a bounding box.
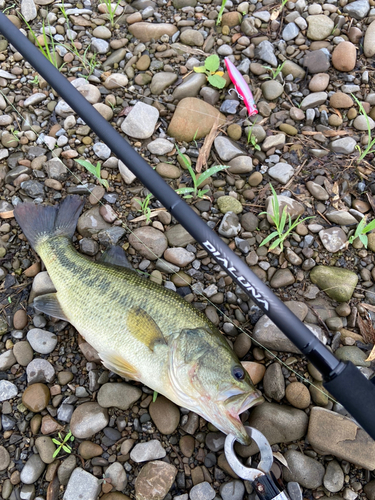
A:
[128,22,178,43]
[309,73,329,92]
[285,382,311,409]
[167,97,225,142]
[348,26,363,44]
[242,361,266,384]
[136,55,151,70]
[330,92,353,109]
[13,309,28,330]
[222,12,242,27]
[30,414,42,434]
[307,407,375,470]
[101,494,131,500]
[24,262,41,277]
[149,396,180,435]
[179,435,195,457]
[78,441,103,460]
[135,461,177,500]
[6,15,22,28]
[22,383,50,412]
[331,41,356,72]
[41,415,63,434]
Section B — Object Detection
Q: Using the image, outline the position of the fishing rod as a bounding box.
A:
[1,12,375,441]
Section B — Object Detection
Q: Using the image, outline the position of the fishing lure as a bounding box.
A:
[225,57,258,117]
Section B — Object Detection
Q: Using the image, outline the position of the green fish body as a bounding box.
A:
[15,196,263,444]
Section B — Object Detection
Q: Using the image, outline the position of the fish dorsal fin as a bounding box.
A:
[100,246,132,269]
[99,351,140,380]
[127,307,166,351]
[33,293,69,321]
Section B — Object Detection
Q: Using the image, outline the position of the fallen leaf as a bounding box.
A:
[357,312,375,344]
[366,344,375,362]
[273,452,290,469]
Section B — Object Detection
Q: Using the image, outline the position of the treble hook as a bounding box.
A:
[228,88,244,100]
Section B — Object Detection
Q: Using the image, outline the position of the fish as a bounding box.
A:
[14,196,264,444]
[225,57,258,117]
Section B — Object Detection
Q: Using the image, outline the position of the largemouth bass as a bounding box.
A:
[15,196,264,444]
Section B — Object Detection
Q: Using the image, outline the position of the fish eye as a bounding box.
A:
[232,365,245,381]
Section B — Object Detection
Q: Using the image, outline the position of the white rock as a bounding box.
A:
[118,160,137,184]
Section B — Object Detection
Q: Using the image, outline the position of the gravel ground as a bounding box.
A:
[1,0,375,499]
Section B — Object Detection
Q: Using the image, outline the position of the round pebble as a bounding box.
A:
[27,328,58,354]
[22,383,50,412]
[285,382,311,409]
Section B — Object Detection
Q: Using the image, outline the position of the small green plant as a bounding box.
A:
[280,0,288,10]
[102,0,122,26]
[247,121,261,151]
[259,184,313,251]
[194,55,226,90]
[22,15,63,70]
[9,127,20,142]
[351,94,375,162]
[75,158,109,189]
[262,61,286,80]
[136,193,153,223]
[175,145,230,199]
[216,0,227,25]
[348,216,375,248]
[153,391,158,402]
[30,75,39,86]
[52,431,74,458]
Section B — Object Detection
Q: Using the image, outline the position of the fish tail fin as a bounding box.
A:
[14,195,84,250]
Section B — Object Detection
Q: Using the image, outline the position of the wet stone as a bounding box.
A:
[70,402,109,439]
[220,480,245,500]
[190,481,216,500]
[63,468,100,500]
[0,380,18,401]
[20,454,46,484]
[26,358,55,384]
[27,328,57,354]
[324,460,345,493]
[282,450,325,489]
[130,440,166,462]
[205,432,226,452]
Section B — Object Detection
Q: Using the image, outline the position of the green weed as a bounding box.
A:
[351,94,375,162]
[175,145,229,199]
[262,61,286,80]
[348,216,375,248]
[75,158,109,189]
[259,184,313,251]
[246,120,261,151]
[194,55,226,89]
[135,193,153,223]
[52,431,74,458]
[216,0,227,25]
[9,127,20,142]
[102,0,122,26]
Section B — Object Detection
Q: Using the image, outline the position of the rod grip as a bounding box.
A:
[324,361,375,440]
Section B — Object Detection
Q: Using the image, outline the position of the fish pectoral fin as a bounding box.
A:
[99,351,139,380]
[127,306,166,351]
[100,245,132,269]
[33,293,69,321]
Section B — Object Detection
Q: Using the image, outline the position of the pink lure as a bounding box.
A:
[225,57,258,117]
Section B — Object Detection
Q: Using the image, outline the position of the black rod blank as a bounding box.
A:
[1,12,375,439]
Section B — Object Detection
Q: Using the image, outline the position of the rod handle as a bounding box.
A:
[324,361,375,440]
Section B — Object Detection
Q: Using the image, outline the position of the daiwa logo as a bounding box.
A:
[202,240,269,311]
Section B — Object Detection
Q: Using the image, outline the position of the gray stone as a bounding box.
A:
[104,462,127,491]
[215,136,245,162]
[307,15,334,40]
[335,346,370,367]
[266,195,305,223]
[97,383,142,410]
[130,439,166,462]
[261,80,284,100]
[268,162,294,184]
[0,380,18,401]
[118,160,137,185]
[70,402,109,438]
[163,247,195,267]
[205,432,225,452]
[27,328,57,354]
[21,180,45,198]
[282,450,325,489]
[58,455,76,485]
[63,468,100,500]
[93,142,111,160]
[301,92,327,110]
[150,72,178,95]
[254,41,277,67]
[129,226,168,260]
[262,133,286,151]
[26,358,55,384]
[57,404,75,422]
[241,212,258,231]
[330,137,357,154]
[263,362,285,401]
[0,445,10,471]
[364,20,375,58]
[21,0,37,21]
[190,482,216,500]
[319,227,347,252]
[147,138,174,155]
[166,224,195,247]
[220,480,245,500]
[20,454,45,484]
[238,403,308,456]
[343,0,370,19]
[324,460,344,493]
[77,206,111,237]
[91,37,110,54]
[283,22,299,41]
[0,350,16,371]
[24,92,45,106]
[228,156,253,174]
[325,210,357,225]
[172,73,207,101]
[121,102,159,139]
[218,212,241,237]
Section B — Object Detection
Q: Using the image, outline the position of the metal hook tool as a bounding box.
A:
[225,427,290,500]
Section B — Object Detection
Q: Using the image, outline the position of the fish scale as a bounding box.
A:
[14,195,264,444]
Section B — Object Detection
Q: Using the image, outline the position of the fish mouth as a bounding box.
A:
[223,391,264,445]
